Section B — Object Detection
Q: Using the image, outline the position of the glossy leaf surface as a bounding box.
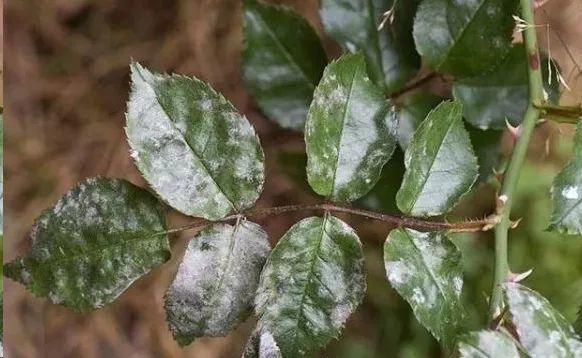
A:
[126,63,264,220]
[242,325,283,358]
[453,45,560,129]
[413,0,517,78]
[549,122,582,235]
[396,100,478,216]
[384,228,465,348]
[320,0,421,92]
[306,53,398,202]
[468,127,503,183]
[255,215,366,357]
[165,220,270,346]
[457,330,519,357]
[396,92,444,150]
[504,283,582,357]
[3,178,170,312]
[243,0,327,130]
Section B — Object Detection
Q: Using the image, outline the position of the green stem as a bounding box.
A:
[489,0,545,317]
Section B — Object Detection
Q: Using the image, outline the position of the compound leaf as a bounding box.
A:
[504,283,582,357]
[457,330,519,357]
[3,178,170,313]
[548,122,582,235]
[413,0,517,78]
[243,0,327,130]
[453,45,561,129]
[306,53,398,202]
[126,63,264,220]
[396,100,478,216]
[165,220,270,346]
[255,215,366,357]
[320,0,421,93]
[384,228,465,348]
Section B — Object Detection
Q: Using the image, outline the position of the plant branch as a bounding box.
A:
[389,72,439,99]
[489,0,545,318]
[164,203,497,236]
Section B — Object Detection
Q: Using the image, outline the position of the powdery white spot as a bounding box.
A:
[561,186,579,200]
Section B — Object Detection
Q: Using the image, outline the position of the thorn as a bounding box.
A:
[509,217,522,229]
[544,137,551,157]
[507,268,533,283]
[505,118,521,138]
[493,168,504,183]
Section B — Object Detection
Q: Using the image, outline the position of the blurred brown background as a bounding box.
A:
[3,0,582,357]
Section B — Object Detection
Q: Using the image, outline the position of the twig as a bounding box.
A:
[489,0,545,318]
[389,72,439,99]
[163,203,498,236]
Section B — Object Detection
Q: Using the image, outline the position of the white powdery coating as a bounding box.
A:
[458,331,519,357]
[165,221,270,342]
[561,185,580,200]
[506,283,582,358]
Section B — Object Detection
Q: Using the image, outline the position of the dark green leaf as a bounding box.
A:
[126,63,265,220]
[384,228,465,348]
[3,178,170,312]
[357,149,405,213]
[504,283,582,357]
[243,325,283,358]
[320,0,421,93]
[243,0,327,130]
[457,330,519,357]
[255,215,366,357]
[548,122,582,235]
[396,92,444,150]
[575,305,582,336]
[396,100,478,216]
[468,126,503,183]
[413,0,517,78]
[165,220,270,346]
[306,53,398,202]
[453,45,561,129]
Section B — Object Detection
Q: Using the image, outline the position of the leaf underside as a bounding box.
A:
[413,0,517,78]
[126,63,265,220]
[396,100,478,216]
[457,330,519,357]
[384,228,465,348]
[243,0,327,131]
[504,283,582,357]
[165,220,271,346]
[305,53,398,203]
[548,122,582,235]
[3,178,170,313]
[320,0,421,93]
[255,215,366,357]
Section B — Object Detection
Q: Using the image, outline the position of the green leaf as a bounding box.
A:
[384,228,465,348]
[243,0,327,131]
[504,283,582,357]
[396,92,444,150]
[396,100,478,216]
[468,126,503,183]
[320,0,421,93]
[255,215,366,357]
[126,63,265,220]
[243,325,283,358]
[413,0,517,78]
[453,45,561,129]
[457,330,519,357]
[3,178,170,313]
[305,53,398,202]
[575,305,582,336]
[548,122,582,235]
[165,220,270,346]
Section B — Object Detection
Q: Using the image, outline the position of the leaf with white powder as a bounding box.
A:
[548,122,582,235]
[384,228,465,348]
[504,283,582,358]
[3,178,170,313]
[242,325,283,358]
[255,215,366,357]
[457,330,519,357]
[126,63,265,220]
[164,220,270,346]
[305,53,398,203]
